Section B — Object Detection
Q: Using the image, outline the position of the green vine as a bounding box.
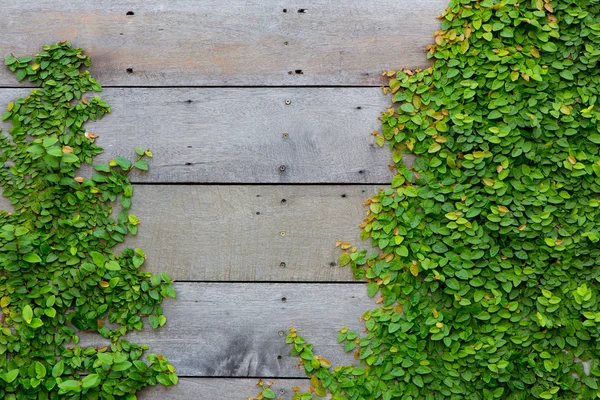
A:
[0,42,177,399]
[288,0,600,399]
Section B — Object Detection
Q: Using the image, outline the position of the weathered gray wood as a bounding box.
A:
[124,185,375,281]
[0,0,446,87]
[139,378,310,400]
[80,283,373,377]
[0,185,377,281]
[0,87,410,183]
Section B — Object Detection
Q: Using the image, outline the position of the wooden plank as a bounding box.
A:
[0,88,409,183]
[139,378,310,400]
[0,185,376,281]
[124,185,374,281]
[0,0,447,87]
[80,283,373,377]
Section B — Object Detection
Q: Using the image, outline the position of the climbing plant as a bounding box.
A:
[287,0,600,399]
[0,42,177,399]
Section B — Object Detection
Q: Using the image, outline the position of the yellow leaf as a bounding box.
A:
[432,308,439,318]
[320,357,332,368]
[0,296,10,308]
[99,281,109,288]
[435,136,447,143]
[498,206,509,213]
[568,156,576,165]
[410,265,419,277]
[7,102,14,112]
[340,242,352,250]
[395,304,403,314]
[62,146,74,154]
[530,47,540,58]
[428,142,441,153]
[472,151,485,158]
[31,63,40,71]
[544,2,553,13]
[436,322,444,328]
[483,178,495,187]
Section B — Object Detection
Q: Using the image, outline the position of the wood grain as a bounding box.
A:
[80,283,373,377]
[124,185,376,281]
[0,87,411,183]
[138,378,310,400]
[0,0,447,87]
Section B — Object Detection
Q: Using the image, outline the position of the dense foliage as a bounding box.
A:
[288,0,600,399]
[0,42,177,399]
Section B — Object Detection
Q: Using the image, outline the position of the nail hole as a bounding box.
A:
[187,145,192,148]
[288,71,293,75]
[283,41,289,46]
[298,9,307,13]
[341,194,347,198]
[277,355,283,359]
[256,212,261,215]
[126,68,133,74]
[126,11,135,16]
[256,194,261,197]
[281,297,287,302]
[280,262,286,268]
[359,170,365,174]
[281,199,287,204]
[282,8,287,12]
[356,106,362,110]
[119,33,123,36]
[295,69,303,75]
[329,262,336,267]
[185,162,192,166]
[279,165,286,172]
[186,99,193,103]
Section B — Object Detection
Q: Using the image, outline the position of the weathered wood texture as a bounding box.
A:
[0,88,411,183]
[0,0,447,87]
[124,185,376,281]
[139,378,310,400]
[80,283,372,377]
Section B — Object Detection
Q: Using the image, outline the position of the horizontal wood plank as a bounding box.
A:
[80,283,373,377]
[0,0,446,87]
[139,378,309,400]
[0,185,376,281]
[0,88,409,183]
[124,185,375,281]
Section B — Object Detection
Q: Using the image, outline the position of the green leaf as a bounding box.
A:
[262,389,276,399]
[97,353,113,365]
[90,251,106,268]
[105,260,121,271]
[23,253,42,263]
[52,360,65,378]
[34,361,46,379]
[1,369,19,383]
[134,159,149,171]
[22,305,33,324]
[82,374,101,389]
[58,380,82,392]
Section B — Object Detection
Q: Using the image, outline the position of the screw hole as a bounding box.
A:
[295,69,304,75]
[126,11,135,16]
[283,41,289,46]
[298,9,307,13]
[356,106,362,110]
[281,297,287,302]
[185,162,192,166]
[256,212,260,215]
[358,170,365,174]
[126,68,134,74]
[341,194,347,198]
[282,8,287,12]
[277,355,283,359]
[281,199,287,204]
[186,99,193,103]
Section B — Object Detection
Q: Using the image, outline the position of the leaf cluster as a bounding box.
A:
[288,0,600,399]
[0,42,176,399]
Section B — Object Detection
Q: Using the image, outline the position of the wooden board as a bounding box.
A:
[0,88,412,183]
[80,283,373,377]
[0,185,378,281]
[139,378,310,400]
[0,0,447,87]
